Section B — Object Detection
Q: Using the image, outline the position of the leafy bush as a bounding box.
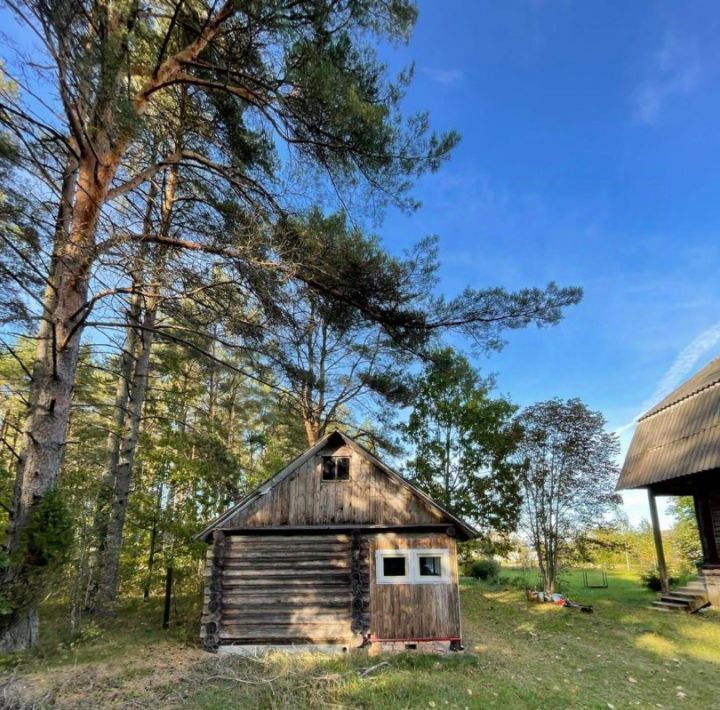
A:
[469,558,500,581]
[640,568,678,591]
[1,488,74,622]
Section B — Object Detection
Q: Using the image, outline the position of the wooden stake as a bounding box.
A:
[162,566,173,629]
[647,489,669,593]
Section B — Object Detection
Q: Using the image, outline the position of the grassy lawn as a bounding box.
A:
[2,570,719,708]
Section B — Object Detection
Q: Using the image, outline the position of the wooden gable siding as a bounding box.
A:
[222,445,445,529]
[369,533,461,641]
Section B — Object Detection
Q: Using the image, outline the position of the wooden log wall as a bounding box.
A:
[200,530,464,649]
[209,534,356,645]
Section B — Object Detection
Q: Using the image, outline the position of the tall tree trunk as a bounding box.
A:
[0,149,117,650]
[143,480,164,600]
[85,289,142,611]
[303,417,321,447]
[86,174,158,612]
[95,301,157,604]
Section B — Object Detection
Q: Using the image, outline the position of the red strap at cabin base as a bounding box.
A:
[369,635,461,642]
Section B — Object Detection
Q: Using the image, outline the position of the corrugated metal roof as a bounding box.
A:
[618,358,720,490]
[641,357,720,419]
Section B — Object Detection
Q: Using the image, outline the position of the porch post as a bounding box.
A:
[647,489,669,593]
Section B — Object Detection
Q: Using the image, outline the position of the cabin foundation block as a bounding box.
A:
[701,568,720,607]
[369,640,457,655]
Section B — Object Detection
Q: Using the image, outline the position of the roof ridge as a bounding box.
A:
[639,356,720,421]
[640,377,720,421]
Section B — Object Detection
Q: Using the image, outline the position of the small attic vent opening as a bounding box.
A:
[405,643,417,650]
[322,456,350,481]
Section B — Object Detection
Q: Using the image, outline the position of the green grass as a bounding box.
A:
[2,570,719,708]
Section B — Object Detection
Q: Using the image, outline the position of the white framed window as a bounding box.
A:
[375,548,451,585]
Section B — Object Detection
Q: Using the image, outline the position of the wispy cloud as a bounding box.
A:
[616,320,720,434]
[420,67,463,85]
[633,32,702,124]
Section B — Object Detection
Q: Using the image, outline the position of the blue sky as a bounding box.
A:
[379,0,720,525]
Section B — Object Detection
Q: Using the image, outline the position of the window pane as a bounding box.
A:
[322,457,335,480]
[383,556,406,577]
[336,457,350,480]
[419,555,442,577]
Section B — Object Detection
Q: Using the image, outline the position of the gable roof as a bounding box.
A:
[617,357,720,490]
[196,430,479,541]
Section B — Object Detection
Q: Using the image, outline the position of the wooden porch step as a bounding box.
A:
[652,578,710,612]
[669,590,707,601]
[651,599,691,611]
[659,595,693,607]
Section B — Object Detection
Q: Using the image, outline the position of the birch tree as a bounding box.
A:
[516,399,621,595]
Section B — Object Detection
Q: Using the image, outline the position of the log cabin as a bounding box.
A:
[197,430,478,653]
[617,357,720,611]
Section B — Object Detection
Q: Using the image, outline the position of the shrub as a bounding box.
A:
[469,558,500,581]
[640,568,678,591]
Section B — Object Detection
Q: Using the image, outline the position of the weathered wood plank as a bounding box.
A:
[222,550,351,561]
[224,538,350,547]
[218,635,350,644]
[220,624,352,638]
[222,549,351,559]
[369,533,461,641]
[219,579,351,589]
[222,602,352,613]
[221,569,351,580]
[223,559,351,570]
[215,533,353,644]
[222,612,352,625]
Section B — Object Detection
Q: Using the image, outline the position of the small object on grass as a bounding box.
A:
[526,589,541,603]
[358,661,390,678]
[562,597,593,613]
